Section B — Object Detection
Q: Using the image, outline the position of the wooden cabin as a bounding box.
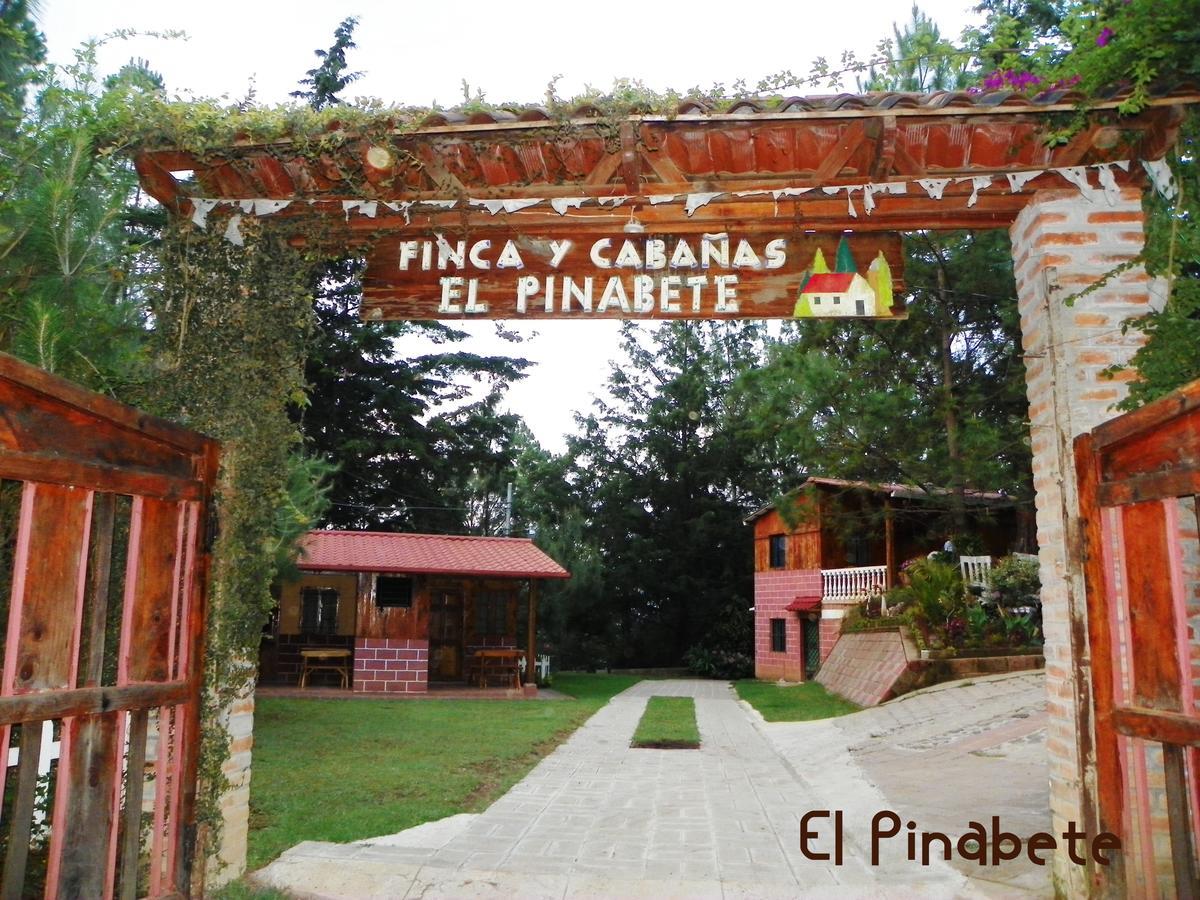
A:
[260,531,569,693]
[747,477,1030,682]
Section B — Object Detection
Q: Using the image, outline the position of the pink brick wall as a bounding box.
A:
[353,638,429,693]
[754,569,821,681]
[815,631,910,707]
[1011,187,1165,893]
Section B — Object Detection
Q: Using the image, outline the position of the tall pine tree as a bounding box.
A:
[290,19,530,532]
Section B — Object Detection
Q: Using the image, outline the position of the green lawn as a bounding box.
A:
[631,696,700,749]
[734,679,861,722]
[246,673,638,869]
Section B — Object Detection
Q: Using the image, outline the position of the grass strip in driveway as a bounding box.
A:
[246,673,639,870]
[735,679,860,722]
[631,696,700,749]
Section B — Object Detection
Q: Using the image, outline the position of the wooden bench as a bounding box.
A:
[470,649,522,688]
[299,648,352,689]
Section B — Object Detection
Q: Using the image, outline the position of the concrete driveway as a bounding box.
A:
[255,673,1049,898]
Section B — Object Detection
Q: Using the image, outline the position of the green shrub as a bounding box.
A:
[989,556,1041,608]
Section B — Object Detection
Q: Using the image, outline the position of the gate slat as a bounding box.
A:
[46,712,122,900]
[119,498,183,684]
[3,482,92,694]
[83,493,117,687]
[119,709,150,900]
[1,721,45,900]
[1120,501,1184,712]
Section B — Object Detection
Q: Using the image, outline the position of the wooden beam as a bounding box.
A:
[0,451,203,501]
[526,580,538,689]
[416,145,467,194]
[1098,468,1200,507]
[1074,433,1125,884]
[1112,706,1200,746]
[814,120,867,182]
[583,150,623,187]
[619,121,641,197]
[0,681,191,726]
[871,116,898,181]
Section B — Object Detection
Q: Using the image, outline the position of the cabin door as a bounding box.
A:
[429,589,464,680]
[803,618,821,679]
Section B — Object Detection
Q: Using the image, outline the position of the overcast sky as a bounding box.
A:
[38,0,980,452]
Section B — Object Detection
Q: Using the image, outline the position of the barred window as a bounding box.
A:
[770,618,786,653]
[475,591,510,636]
[300,587,338,635]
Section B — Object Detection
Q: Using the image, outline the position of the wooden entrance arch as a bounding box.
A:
[131,85,1197,894]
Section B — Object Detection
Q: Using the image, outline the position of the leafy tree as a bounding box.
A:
[0,35,156,392]
[740,232,1032,542]
[548,322,773,666]
[289,19,532,533]
[861,5,974,92]
[967,0,1200,406]
[290,16,361,109]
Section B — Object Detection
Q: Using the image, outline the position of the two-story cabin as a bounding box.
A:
[746,477,1028,681]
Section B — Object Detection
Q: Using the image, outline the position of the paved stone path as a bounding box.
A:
[257,679,978,898]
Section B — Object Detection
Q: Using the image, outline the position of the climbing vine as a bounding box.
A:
[148,215,318,849]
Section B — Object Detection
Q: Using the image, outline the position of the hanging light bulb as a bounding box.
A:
[623,209,645,234]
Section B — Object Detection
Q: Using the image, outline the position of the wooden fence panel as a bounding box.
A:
[1075,379,1200,898]
[0,352,217,899]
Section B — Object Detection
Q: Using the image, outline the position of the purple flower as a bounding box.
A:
[1097,27,1115,46]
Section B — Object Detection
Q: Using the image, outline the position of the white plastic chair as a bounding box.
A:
[960,555,993,589]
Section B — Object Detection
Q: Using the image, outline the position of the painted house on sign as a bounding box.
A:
[259,531,569,693]
[796,272,876,317]
[747,477,1028,682]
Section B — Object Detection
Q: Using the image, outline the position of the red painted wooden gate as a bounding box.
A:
[1075,379,1200,897]
[0,353,218,898]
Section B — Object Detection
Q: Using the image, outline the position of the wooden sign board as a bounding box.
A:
[362,232,905,321]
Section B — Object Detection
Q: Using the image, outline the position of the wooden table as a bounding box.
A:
[470,649,523,688]
[299,648,352,689]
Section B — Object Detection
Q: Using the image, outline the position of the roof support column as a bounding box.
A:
[1011,186,1166,896]
[526,580,538,693]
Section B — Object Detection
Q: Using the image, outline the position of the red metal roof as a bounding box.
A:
[785,596,822,613]
[801,273,857,293]
[297,530,570,579]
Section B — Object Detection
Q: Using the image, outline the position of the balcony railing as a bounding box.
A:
[821,565,889,603]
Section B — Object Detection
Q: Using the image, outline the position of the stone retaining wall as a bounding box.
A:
[817,628,1045,707]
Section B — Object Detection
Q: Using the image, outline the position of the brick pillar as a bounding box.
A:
[1010,187,1166,894]
[204,667,256,889]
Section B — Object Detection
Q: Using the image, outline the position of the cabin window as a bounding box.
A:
[300,587,338,635]
[848,535,871,567]
[768,533,787,569]
[375,575,413,609]
[475,591,510,636]
[770,618,786,652]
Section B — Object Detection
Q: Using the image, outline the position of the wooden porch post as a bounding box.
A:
[884,497,896,589]
[526,579,538,686]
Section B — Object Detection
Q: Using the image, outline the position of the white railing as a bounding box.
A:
[822,565,889,603]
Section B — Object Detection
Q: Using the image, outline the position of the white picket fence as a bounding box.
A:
[821,565,889,602]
